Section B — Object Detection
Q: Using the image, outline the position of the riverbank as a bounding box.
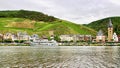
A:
[58,42,120,46]
[0,43,30,46]
[0,42,120,46]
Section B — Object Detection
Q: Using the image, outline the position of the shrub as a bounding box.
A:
[14,40,26,43]
[4,39,12,43]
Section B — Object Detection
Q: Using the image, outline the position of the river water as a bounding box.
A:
[0,46,120,68]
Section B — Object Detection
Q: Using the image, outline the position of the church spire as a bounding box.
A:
[108,19,113,28]
[108,19,113,42]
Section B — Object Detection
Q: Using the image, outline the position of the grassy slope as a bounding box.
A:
[0,18,96,36]
[85,17,120,35]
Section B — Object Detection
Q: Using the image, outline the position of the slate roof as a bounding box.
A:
[108,19,113,28]
[97,30,103,36]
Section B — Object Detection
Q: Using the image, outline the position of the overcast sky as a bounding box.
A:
[0,0,120,24]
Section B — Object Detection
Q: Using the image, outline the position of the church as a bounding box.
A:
[96,30,105,42]
[96,19,118,42]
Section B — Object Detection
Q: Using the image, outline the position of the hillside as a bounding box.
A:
[85,17,120,35]
[0,10,96,36]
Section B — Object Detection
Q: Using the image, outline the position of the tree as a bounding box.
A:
[70,40,73,42]
[48,36,52,41]
[0,10,56,22]
[4,39,12,43]
[54,35,61,42]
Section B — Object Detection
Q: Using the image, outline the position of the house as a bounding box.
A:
[11,34,18,41]
[76,35,85,41]
[17,32,30,40]
[113,32,118,42]
[60,34,92,42]
[73,35,84,42]
[73,35,85,42]
[60,35,74,42]
[3,33,13,40]
[84,35,92,42]
[30,34,39,42]
[118,35,120,42]
[96,30,106,42]
[0,33,3,42]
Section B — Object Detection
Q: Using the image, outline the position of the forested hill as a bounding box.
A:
[85,17,120,35]
[0,10,56,22]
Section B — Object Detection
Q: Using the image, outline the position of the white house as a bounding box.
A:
[60,35,73,42]
[113,32,118,42]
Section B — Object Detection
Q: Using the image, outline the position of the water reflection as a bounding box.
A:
[0,46,120,68]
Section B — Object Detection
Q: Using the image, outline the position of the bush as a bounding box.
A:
[4,39,12,43]
[14,40,26,43]
[70,40,73,42]
[0,40,3,43]
[20,40,26,43]
[14,40,19,43]
[54,35,61,42]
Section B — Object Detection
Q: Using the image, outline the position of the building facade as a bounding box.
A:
[96,30,106,42]
[113,32,118,42]
[60,34,92,42]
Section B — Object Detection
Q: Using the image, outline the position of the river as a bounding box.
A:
[0,46,120,68]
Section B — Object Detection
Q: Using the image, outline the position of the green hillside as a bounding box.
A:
[85,17,120,35]
[0,10,96,36]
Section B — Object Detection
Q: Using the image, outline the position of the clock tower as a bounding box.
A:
[108,19,113,42]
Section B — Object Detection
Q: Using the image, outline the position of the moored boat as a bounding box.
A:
[30,39,58,46]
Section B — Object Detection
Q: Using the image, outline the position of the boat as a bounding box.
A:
[30,39,58,46]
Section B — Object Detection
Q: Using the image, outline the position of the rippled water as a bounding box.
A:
[0,46,120,68]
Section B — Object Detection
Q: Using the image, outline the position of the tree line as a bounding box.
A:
[85,17,120,35]
[0,10,57,22]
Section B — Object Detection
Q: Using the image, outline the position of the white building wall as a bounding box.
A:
[60,35,73,41]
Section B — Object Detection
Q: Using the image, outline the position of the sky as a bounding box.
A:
[0,0,120,24]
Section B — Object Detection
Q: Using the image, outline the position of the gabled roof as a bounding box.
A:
[97,30,103,36]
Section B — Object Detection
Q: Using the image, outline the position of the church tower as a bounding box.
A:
[108,19,113,42]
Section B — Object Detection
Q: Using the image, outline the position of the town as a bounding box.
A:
[0,19,119,46]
